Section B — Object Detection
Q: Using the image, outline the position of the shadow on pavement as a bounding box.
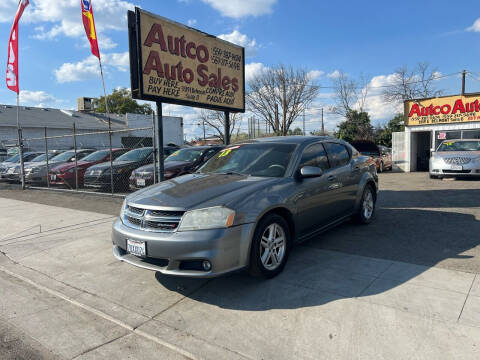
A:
[154,203,479,311]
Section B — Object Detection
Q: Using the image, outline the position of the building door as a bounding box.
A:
[414,131,431,171]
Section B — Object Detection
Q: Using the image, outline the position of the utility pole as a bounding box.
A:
[274,103,279,135]
[202,119,206,144]
[257,118,260,137]
[321,108,325,135]
[462,69,466,96]
[303,109,306,136]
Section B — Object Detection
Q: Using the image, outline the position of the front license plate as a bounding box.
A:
[136,178,146,187]
[127,239,146,257]
[450,165,462,171]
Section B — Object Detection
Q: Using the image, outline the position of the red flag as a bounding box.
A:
[6,0,29,94]
[81,0,100,58]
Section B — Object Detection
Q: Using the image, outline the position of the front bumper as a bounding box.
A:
[430,160,480,176]
[111,218,255,277]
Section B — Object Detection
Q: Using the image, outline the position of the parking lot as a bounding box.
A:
[0,172,479,359]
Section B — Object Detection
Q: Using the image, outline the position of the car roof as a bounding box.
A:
[248,136,335,145]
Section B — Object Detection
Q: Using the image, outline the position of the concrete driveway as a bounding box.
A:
[0,173,479,359]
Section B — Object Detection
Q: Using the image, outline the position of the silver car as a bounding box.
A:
[112,137,378,278]
[429,139,480,179]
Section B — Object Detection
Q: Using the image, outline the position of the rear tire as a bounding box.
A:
[353,184,376,224]
[429,174,437,179]
[248,214,291,279]
[379,161,384,173]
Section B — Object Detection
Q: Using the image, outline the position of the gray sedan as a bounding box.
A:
[112,136,378,278]
[430,139,480,178]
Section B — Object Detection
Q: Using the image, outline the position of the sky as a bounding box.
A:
[1,0,480,140]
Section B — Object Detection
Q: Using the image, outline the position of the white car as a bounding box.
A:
[429,139,480,178]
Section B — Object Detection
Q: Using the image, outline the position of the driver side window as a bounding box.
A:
[298,143,329,171]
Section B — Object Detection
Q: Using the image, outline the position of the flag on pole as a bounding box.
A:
[6,0,30,94]
[81,0,100,58]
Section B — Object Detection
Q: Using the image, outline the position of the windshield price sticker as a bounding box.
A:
[218,146,240,157]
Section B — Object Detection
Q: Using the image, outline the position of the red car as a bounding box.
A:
[49,148,128,188]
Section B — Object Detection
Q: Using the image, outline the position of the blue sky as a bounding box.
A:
[1,0,480,139]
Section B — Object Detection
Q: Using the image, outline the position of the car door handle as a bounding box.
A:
[327,175,336,182]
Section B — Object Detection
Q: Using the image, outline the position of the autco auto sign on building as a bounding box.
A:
[128,8,245,112]
[392,94,480,172]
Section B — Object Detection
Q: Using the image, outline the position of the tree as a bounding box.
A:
[288,127,303,135]
[335,110,374,143]
[198,110,242,143]
[93,88,154,115]
[246,65,319,136]
[330,71,369,117]
[382,62,443,103]
[374,113,405,147]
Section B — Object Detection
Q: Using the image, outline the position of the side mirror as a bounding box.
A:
[299,166,323,178]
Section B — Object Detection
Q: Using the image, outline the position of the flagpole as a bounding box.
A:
[98,56,115,194]
[16,93,25,189]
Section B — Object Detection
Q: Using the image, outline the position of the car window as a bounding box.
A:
[298,143,329,171]
[203,148,219,161]
[324,142,350,168]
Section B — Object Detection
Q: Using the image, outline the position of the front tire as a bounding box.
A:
[353,184,376,224]
[248,214,291,279]
[379,161,384,173]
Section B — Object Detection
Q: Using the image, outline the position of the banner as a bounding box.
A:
[81,0,100,58]
[6,0,30,94]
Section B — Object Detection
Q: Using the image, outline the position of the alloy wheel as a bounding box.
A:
[363,188,374,219]
[259,223,286,271]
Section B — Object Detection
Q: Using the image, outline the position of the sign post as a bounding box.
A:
[156,102,165,181]
[128,7,245,178]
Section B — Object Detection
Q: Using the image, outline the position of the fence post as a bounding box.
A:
[151,112,157,184]
[108,122,114,195]
[44,127,50,188]
[156,102,165,182]
[73,123,78,191]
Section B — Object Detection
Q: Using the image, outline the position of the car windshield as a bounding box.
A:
[82,150,110,162]
[437,140,480,152]
[198,143,297,177]
[51,151,75,162]
[31,154,48,162]
[165,148,204,163]
[5,154,20,162]
[115,148,152,162]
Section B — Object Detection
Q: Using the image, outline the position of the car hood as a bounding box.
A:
[434,151,480,158]
[128,173,280,210]
[133,161,190,175]
[26,160,66,169]
[89,160,141,171]
[51,160,94,172]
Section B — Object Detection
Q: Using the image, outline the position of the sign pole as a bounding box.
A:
[224,112,230,145]
[16,94,25,190]
[157,102,165,182]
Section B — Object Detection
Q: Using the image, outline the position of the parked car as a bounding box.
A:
[429,139,480,178]
[49,148,129,188]
[0,146,8,162]
[129,146,224,190]
[351,140,392,172]
[24,149,95,185]
[112,136,378,278]
[0,152,42,180]
[0,151,63,182]
[84,147,154,191]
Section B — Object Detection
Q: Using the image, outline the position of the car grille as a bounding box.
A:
[136,172,152,179]
[443,157,471,165]
[87,169,103,176]
[123,205,184,232]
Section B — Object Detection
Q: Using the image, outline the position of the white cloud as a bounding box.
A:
[20,90,56,105]
[308,70,324,81]
[1,0,135,44]
[327,70,341,79]
[245,62,267,82]
[54,52,129,83]
[201,0,277,18]
[218,30,257,57]
[466,18,480,32]
[360,74,402,123]
[187,19,197,27]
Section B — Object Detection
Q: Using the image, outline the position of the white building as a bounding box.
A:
[392,94,480,172]
[0,104,183,151]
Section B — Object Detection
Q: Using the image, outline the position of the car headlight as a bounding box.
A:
[177,206,235,231]
[120,199,127,217]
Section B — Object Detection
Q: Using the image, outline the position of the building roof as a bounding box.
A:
[0,104,127,130]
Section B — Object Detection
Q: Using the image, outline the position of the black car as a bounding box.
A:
[129,146,224,190]
[84,147,153,192]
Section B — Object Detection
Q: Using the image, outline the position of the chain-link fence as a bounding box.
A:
[0,124,160,195]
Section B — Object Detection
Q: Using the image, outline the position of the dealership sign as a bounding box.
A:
[128,8,245,112]
[404,94,480,126]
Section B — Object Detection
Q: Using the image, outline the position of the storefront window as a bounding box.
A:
[435,131,461,149]
[462,130,480,139]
